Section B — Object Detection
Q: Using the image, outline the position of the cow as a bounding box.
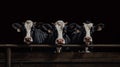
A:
[12,20,48,44]
[32,20,70,53]
[51,20,71,53]
[67,21,104,53]
[82,21,104,53]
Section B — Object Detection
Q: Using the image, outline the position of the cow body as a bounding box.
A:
[67,23,82,44]
[67,21,104,53]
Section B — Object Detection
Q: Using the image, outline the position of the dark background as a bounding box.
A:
[0,0,120,44]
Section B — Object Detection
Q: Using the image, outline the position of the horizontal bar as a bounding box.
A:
[0,61,120,64]
[1,58,120,64]
[10,58,120,64]
[0,44,120,47]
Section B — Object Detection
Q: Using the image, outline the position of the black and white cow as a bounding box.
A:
[82,21,104,52]
[12,20,48,44]
[52,20,71,53]
[67,21,104,53]
[31,20,70,53]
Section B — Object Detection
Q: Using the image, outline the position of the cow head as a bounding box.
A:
[24,20,35,44]
[83,21,104,45]
[12,20,36,44]
[52,20,68,53]
[83,22,93,45]
[54,20,68,45]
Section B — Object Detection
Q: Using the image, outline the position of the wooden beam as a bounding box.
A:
[0,44,120,47]
[6,48,11,67]
[10,58,120,64]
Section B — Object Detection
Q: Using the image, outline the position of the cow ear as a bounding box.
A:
[33,22,37,26]
[95,23,104,31]
[65,22,68,25]
[16,27,22,32]
[52,22,55,25]
[83,23,85,25]
[48,29,53,33]
[76,29,81,33]
[12,23,22,32]
[22,22,25,25]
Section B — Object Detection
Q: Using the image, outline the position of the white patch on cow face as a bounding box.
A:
[83,23,93,44]
[24,20,33,44]
[55,20,65,44]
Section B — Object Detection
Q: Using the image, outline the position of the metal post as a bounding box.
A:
[6,47,11,67]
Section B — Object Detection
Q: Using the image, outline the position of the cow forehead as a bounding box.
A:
[24,20,33,27]
[25,20,33,24]
[83,23,93,29]
[55,20,65,27]
[56,20,64,23]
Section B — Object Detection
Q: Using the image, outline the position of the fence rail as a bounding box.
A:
[0,44,120,67]
[0,44,120,47]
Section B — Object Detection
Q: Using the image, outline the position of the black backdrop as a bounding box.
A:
[0,0,120,44]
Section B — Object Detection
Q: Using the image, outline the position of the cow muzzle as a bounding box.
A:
[56,39,65,45]
[84,37,92,45]
[24,37,33,44]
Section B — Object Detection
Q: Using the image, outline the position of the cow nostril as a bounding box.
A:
[60,39,64,42]
[25,38,32,41]
[58,39,63,42]
[28,38,31,40]
[56,39,64,44]
[85,37,91,39]
[56,40,59,42]
[84,37,91,41]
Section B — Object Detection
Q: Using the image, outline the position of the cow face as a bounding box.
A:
[12,20,35,44]
[83,22,104,45]
[23,20,34,44]
[83,22,93,45]
[54,20,67,45]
